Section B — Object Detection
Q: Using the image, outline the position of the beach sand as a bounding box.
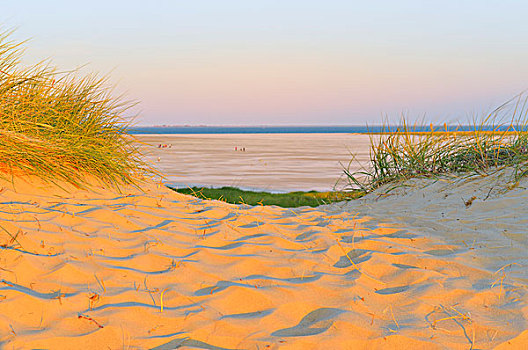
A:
[0,170,526,349]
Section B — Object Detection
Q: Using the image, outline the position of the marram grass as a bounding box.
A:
[0,30,148,187]
[346,94,528,192]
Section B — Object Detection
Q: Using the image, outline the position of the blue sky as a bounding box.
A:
[1,1,527,125]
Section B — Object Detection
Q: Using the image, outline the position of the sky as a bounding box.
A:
[1,0,527,126]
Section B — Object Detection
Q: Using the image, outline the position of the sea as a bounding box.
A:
[128,125,504,135]
[131,125,516,192]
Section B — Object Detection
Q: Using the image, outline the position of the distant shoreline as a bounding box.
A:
[129,125,521,134]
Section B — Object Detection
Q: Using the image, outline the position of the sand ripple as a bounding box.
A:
[0,175,526,349]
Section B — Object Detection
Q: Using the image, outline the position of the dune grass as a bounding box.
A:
[170,186,364,208]
[346,94,528,192]
[0,30,147,187]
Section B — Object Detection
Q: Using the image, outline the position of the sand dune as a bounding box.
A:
[0,171,526,349]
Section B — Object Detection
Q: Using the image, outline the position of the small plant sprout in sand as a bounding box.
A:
[491,262,520,302]
[428,305,475,348]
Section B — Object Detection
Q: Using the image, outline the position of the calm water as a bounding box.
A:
[129,125,505,135]
[136,133,372,192]
[133,124,519,192]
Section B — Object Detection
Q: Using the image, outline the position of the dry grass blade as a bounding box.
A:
[0,29,152,187]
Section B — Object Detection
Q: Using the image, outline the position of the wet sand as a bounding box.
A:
[136,133,372,192]
[0,169,526,349]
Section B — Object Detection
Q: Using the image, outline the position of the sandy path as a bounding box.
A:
[0,174,525,349]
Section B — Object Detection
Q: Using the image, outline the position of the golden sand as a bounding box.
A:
[0,172,526,349]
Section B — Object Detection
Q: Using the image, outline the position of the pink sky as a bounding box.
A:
[3,0,527,125]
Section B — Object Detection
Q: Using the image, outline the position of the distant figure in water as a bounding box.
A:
[158,144,162,148]
[157,157,161,162]
[235,147,237,151]
[242,147,246,152]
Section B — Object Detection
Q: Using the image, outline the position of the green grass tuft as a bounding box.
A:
[0,29,149,187]
[345,94,528,192]
[170,186,364,208]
